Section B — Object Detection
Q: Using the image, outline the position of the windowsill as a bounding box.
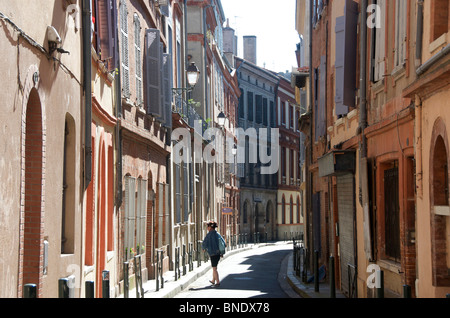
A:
[434,205,450,216]
[391,65,406,82]
[429,33,448,54]
[371,78,385,95]
[378,259,401,274]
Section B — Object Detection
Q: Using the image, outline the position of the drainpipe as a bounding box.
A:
[359,0,368,155]
[308,0,313,266]
[416,43,450,76]
[415,0,423,65]
[114,2,123,208]
[82,0,92,189]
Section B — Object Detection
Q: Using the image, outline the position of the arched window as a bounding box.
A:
[281,196,286,224]
[430,118,450,287]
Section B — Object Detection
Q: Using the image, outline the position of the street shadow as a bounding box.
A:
[217,247,292,298]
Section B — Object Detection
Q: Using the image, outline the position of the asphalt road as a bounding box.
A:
[174,243,301,298]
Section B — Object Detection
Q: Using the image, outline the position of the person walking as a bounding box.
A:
[202,221,226,286]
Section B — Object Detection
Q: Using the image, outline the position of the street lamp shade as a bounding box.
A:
[186,62,200,87]
[217,111,226,127]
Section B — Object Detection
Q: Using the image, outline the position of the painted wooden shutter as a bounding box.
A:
[175,163,181,224]
[183,162,189,222]
[136,178,147,253]
[162,53,173,128]
[373,0,386,82]
[394,0,407,68]
[134,14,143,106]
[247,92,254,121]
[317,55,327,138]
[335,0,358,116]
[255,95,262,124]
[263,97,268,126]
[145,28,162,117]
[124,176,136,259]
[120,0,130,97]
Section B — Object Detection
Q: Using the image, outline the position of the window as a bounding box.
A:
[92,0,118,72]
[394,0,407,69]
[247,92,254,121]
[370,0,386,82]
[61,116,76,254]
[290,196,294,224]
[430,0,449,42]
[124,176,147,259]
[282,196,286,224]
[120,0,130,97]
[384,164,400,261]
[134,14,143,106]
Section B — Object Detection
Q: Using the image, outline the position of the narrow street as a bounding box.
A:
[174,243,301,298]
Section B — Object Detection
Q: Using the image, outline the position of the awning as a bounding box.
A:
[318,150,356,177]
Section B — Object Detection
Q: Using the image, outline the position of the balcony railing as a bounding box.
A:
[173,95,209,135]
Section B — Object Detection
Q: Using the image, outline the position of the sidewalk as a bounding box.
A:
[118,241,346,299]
[285,253,346,298]
[118,243,258,298]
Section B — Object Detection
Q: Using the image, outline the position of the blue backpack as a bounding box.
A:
[217,232,226,255]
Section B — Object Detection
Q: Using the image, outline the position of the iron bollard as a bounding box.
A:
[314,250,319,292]
[182,244,186,276]
[85,281,95,298]
[403,285,411,298]
[102,270,110,298]
[123,261,129,298]
[24,283,37,298]
[376,270,384,298]
[159,249,164,289]
[58,278,70,298]
[156,251,160,291]
[175,247,180,281]
[188,243,193,272]
[329,256,336,298]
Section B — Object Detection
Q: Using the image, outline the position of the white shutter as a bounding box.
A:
[374,0,386,82]
[136,178,147,253]
[124,176,136,259]
[394,0,407,68]
[134,14,143,106]
[120,0,130,98]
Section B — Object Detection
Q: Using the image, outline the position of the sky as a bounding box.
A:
[220,0,300,74]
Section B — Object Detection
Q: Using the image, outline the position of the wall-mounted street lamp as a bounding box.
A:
[231,144,237,156]
[173,62,200,96]
[217,111,226,127]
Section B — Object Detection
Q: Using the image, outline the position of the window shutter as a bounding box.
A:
[255,95,263,124]
[247,92,254,121]
[335,0,358,116]
[263,98,268,126]
[145,28,162,117]
[120,0,130,98]
[134,14,143,106]
[96,0,115,71]
[136,178,147,253]
[318,55,326,137]
[124,176,136,259]
[162,53,173,128]
[394,0,407,68]
[183,163,189,222]
[175,163,181,224]
[374,0,386,82]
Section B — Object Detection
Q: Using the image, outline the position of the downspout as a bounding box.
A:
[114,3,123,208]
[357,0,368,296]
[308,0,313,264]
[82,0,92,189]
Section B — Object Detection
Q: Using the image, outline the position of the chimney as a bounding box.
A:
[243,35,257,65]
